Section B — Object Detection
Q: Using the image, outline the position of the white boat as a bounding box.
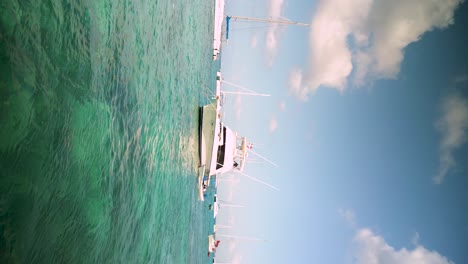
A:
[199,121,248,178]
[198,73,277,200]
[213,0,225,60]
[198,72,249,182]
[197,167,207,201]
[208,234,221,255]
[208,235,215,252]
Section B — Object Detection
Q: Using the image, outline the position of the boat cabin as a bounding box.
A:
[209,125,247,175]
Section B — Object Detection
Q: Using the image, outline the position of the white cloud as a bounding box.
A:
[434,95,468,184]
[338,208,356,227]
[269,116,278,132]
[265,0,286,66]
[289,0,462,100]
[355,228,454,264]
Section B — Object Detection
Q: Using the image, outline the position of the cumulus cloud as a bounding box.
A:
[434,95,468,184]
[269,116,278,132]
[354,228,454,264]
[289,0,462,100]
[265,0,286,66]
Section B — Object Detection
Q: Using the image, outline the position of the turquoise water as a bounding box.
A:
[0,0,219,263]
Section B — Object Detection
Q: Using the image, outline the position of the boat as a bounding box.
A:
[198,73,278,200]
[198,122,249,183]
[208,235,215,253]
[198,72,249,192]
[198,72,222,200]
[208,234,221,257]
[213,0,225,60]
[197,169,207,201]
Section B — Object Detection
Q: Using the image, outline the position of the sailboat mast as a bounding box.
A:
[216,234,266,242]
[220,203,244,208]
[248,149,279,167]
[234,170,279,191]
[222,91,270,97]
[221,80,271,97]
[228,15,310,26]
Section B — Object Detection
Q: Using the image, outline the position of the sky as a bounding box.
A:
[214,0,468,263]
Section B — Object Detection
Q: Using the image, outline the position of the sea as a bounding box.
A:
[0,0,220,263]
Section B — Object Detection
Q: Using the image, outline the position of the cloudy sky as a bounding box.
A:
[214,0,468,263]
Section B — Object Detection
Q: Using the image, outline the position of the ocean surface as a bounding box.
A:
[0,0,219,263]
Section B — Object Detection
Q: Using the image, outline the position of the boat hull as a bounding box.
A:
[197,165,206,201]
[208,235,215,252]
[199,103,221,177]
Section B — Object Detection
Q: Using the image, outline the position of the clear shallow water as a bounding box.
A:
[0,0,219,263]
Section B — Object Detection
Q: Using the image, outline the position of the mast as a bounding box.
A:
[214,224,232,229]
[226,15,310,40]
[221,80,271,97]
[247,148,279,167]
[216,234,266,242]
[222,91,270,97]
[234,170,279,191]
[228,15,310,26]
[219,203,245,208]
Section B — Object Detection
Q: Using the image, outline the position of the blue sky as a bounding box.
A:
[214,0,468,263]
